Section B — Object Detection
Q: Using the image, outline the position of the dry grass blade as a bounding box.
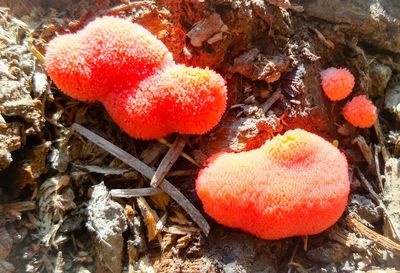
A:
[71,123,210,236]
[310,27,335,49]
[110,188,163,198]
[157,138,199,167]
[355,167,400,241]
[374,145,384,191]
[151,135,186,187]
[31,46,45,63]
[346,213,400,256]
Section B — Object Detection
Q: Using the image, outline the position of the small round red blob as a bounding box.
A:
[196,129,350,240]
[320,67,355,101]
[343,95,377,128]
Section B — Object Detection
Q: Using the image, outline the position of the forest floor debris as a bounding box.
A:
[0,0,400,272]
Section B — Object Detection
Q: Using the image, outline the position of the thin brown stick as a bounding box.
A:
[109,188,163,198]
[72,123,210,236]
[31,46,45,63]
[151,135,186,187]
[374,145,384,192]
[353,136,375,173]
[157,138,199,167]
[261,89,283,113]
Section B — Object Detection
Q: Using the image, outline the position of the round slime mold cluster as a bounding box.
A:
[320,67,355,101]
[343,95,377,128]
[196,129,350,240]
[45,17,227,139]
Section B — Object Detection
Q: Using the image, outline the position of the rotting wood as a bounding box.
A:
[355,167,400,241]
[109,188,163,198]
[346,213,400,256]
[151,135,186,188]
[71,123,210,236]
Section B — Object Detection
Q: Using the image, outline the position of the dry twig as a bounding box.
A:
[261,89,283,113]
[151,135,186,187]
[310,27,335,49]
[109,188,163,198]
[353,136,375,174]
[71,123,210,236]
[157,138,199,167]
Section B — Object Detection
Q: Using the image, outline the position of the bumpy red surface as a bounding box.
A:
[343,95,377,128]
[45,17,227,138]
[45,17,174,101]
[320,67,355,101]
[104,65,227,139]
[196,129,350,240]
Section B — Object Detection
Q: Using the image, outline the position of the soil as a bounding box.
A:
[0,0,400,272]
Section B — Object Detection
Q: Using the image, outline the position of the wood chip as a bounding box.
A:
[71,123,210,236]
[151,135,186,187]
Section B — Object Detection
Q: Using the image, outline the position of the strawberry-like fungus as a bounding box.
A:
[320,67,355,101]
[196,129,350,240]
[45,17,227,139]
[343,95,377,128]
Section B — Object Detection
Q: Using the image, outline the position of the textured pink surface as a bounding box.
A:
[45,17,227,139]
[343,95,377,128]
[320,67,355,101]
[196,129,350,240]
